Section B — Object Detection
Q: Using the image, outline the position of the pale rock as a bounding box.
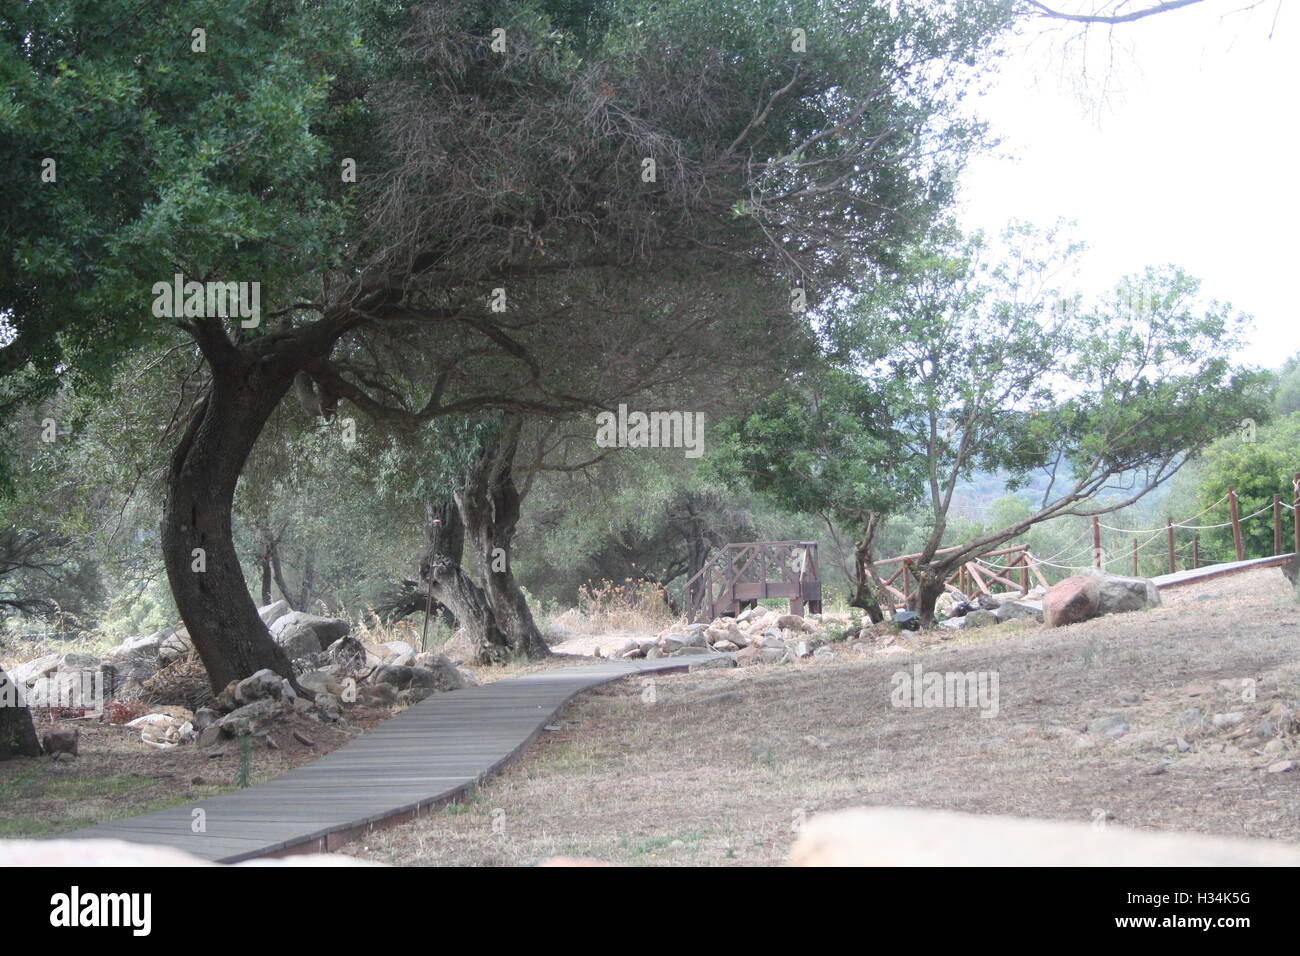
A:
[786,807,1300,865]
[158,629,195,663]
[215,698,283,737]
[1078,568,1161,615]
[1085,715,1129,739]
[270,612,351,658]
[258,600,291,625]
[235,668,291,705]
[994,600,1043,624]
[776,614,812,632]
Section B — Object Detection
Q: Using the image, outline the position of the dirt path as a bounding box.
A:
[345,567,1300,866]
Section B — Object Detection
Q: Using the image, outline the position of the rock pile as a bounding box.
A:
[2,600,473,753]
[937,589,1046,631]
[1169,679,1298,764]
[596,608,849,666]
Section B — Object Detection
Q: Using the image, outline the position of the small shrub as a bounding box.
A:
[558,579,677,634]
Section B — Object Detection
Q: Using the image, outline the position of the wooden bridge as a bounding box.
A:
[871,543,1049,606]
[685,541,822,623]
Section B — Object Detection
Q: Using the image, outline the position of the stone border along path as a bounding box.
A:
[64,654,732,862]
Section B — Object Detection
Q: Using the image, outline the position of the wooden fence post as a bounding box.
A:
[1020,548,1029,593]
[1132,538,1139,576]
[1092,516,1102,568]
[1192,535,1200,569]
[1293,472,1300,555]
[1227,486,1244,562]
[1274,493,1282,556]
[1166,517,1175,574]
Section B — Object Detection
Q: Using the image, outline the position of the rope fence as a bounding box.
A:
[872,473,1300,602]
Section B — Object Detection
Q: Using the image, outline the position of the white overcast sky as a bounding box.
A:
[955,0,1297,370]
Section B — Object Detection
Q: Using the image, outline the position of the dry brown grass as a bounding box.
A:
[0,705,394,839]
[344,567,1300,866]
[547,579,678,636]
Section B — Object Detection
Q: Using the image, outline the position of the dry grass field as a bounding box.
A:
[345,566,1300,866]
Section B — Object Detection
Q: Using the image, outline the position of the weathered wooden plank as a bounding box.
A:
[60,655,727,861]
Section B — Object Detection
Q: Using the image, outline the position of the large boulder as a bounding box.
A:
[103,634,166,692]
[258,599,291,625]
[158,629,194,663]
[326,635,368,671]
[105,630,171,664]
[1044,576,1101,628]
[56,652,100,672]
[6,654,60,689]
[269,612,350,658]
[788,807,1300,866]
[379,654,465,694]
[296,670,346,697]
[1078,569,1161,615]
[235,668,294,705]
[994,599,1043,624]
[215,698,284,737]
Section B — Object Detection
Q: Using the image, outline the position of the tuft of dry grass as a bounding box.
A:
[344,567,1300,866]
[547,579,678,636]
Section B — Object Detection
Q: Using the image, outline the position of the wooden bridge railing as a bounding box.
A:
[684,541,822,623]
[870,543,1050,606]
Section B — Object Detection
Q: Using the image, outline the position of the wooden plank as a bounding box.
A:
[60,654,727,862]
[1152,553,1295,589]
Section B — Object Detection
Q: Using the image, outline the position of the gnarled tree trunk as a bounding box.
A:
[457,417,550,660]
[849,514,888,624]
[420,498,513,664]
[161,359,300,692]
[911,565,949,626]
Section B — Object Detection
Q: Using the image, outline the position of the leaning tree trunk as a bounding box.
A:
[0,667,41,760]
[457,417,550,660]
[161,361,300,692]
[848,515,887,623]
[420,498,513,664]
[912,565,949,627]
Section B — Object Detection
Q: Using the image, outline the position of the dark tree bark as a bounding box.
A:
[0,668,42,760]
[269,540,298,611]
[161,352,302,692]
[911,567,947,626]
[259,554,273,607]
[372,579,456,628]
[457,417,550,660]
[420,498,513,664]
[849,514,887,624]
[255,523,277,607]
[295,545,316,612]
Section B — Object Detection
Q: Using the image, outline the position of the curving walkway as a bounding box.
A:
[64,655,726,862]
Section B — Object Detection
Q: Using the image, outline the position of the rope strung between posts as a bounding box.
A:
[1022,525,1166,572]
[1174,501,1275,531]
[1097,493,1230,534]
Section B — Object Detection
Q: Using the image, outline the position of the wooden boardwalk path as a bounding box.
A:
[65,655,727,862]
[1152,552,1295,590]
